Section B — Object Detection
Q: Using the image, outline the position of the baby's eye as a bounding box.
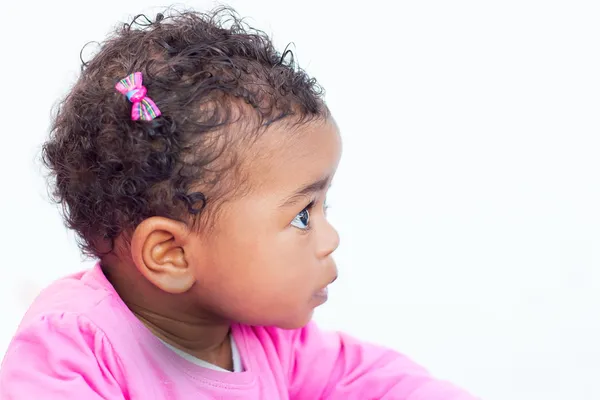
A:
[291,207,310,230]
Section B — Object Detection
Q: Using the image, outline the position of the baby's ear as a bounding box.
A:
[130,217,195,294]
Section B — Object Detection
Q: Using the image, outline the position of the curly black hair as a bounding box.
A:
[42,6,328,258]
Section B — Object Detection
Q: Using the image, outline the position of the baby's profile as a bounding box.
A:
[0,7,478,399]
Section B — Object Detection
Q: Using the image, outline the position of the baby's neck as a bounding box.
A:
[101,258,233,369]
[132,303,234,370]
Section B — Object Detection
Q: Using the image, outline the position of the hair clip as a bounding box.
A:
[115,72,161,121]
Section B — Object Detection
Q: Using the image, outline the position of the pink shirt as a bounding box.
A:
[0,265,477,399]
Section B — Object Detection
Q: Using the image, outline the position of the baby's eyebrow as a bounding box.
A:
[279,175,331,207]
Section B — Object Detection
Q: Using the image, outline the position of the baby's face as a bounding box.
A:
[188,117,342,329]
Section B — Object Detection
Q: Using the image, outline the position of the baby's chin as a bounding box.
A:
[270,309,315,331]
[229,301,317,330]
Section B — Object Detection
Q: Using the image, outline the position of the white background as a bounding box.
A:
[1,1,599,399]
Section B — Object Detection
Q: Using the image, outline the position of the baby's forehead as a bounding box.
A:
[240,118,341,194]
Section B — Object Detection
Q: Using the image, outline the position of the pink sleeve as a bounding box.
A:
[268,321,478,400]
[0,313,128,399]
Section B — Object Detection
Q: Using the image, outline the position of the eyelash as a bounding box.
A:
[301,200,316,232]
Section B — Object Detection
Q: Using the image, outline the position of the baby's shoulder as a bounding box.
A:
[17,265,125,336]
[1,267,137,399]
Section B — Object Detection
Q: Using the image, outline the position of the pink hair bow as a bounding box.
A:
[115,72,161,121]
